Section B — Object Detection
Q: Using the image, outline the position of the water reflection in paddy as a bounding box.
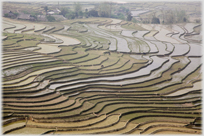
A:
[50,56,167,90]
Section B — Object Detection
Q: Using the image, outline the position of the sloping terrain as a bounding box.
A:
[2,17,202,135]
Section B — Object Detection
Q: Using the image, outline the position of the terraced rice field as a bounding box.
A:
[2,17,202,135]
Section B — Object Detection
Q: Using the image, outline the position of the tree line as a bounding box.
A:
[46,2,133,21]
[44,2,190,24]
[140,9,189,24]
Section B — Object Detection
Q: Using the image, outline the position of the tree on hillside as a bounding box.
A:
[119,6,126,12]
[160,9,165,24]
[183,17,187,22]
[127,12,132,21]
[74,2,82,18]
[88,9,99,17]
[44,6,48,16]
[118,6,129,14]
[59,8,70,17]
[79,11,83,17]
[151,17,160,24]
[84,8,89,18]
[162,9,188,24]
[150,11,160,24]
[125,8,130,14]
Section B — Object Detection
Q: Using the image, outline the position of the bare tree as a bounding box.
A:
[98,2,111,17]
[164,10,175,24]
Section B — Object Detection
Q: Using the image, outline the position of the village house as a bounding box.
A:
[17,13,36,21]
[37,15,47,22]
[47,8,61,15]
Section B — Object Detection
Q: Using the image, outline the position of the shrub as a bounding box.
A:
[65,12,75,19]
[195,19,201,23]
[59,8,70,17]
[4,13,9,17]
[47,15,55,22]
[13,12,19,17]
[132,18,137,23]
[117,13,125,20]
[126,12,132,21]
[151,17,160,24]
[88,10,99,17]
